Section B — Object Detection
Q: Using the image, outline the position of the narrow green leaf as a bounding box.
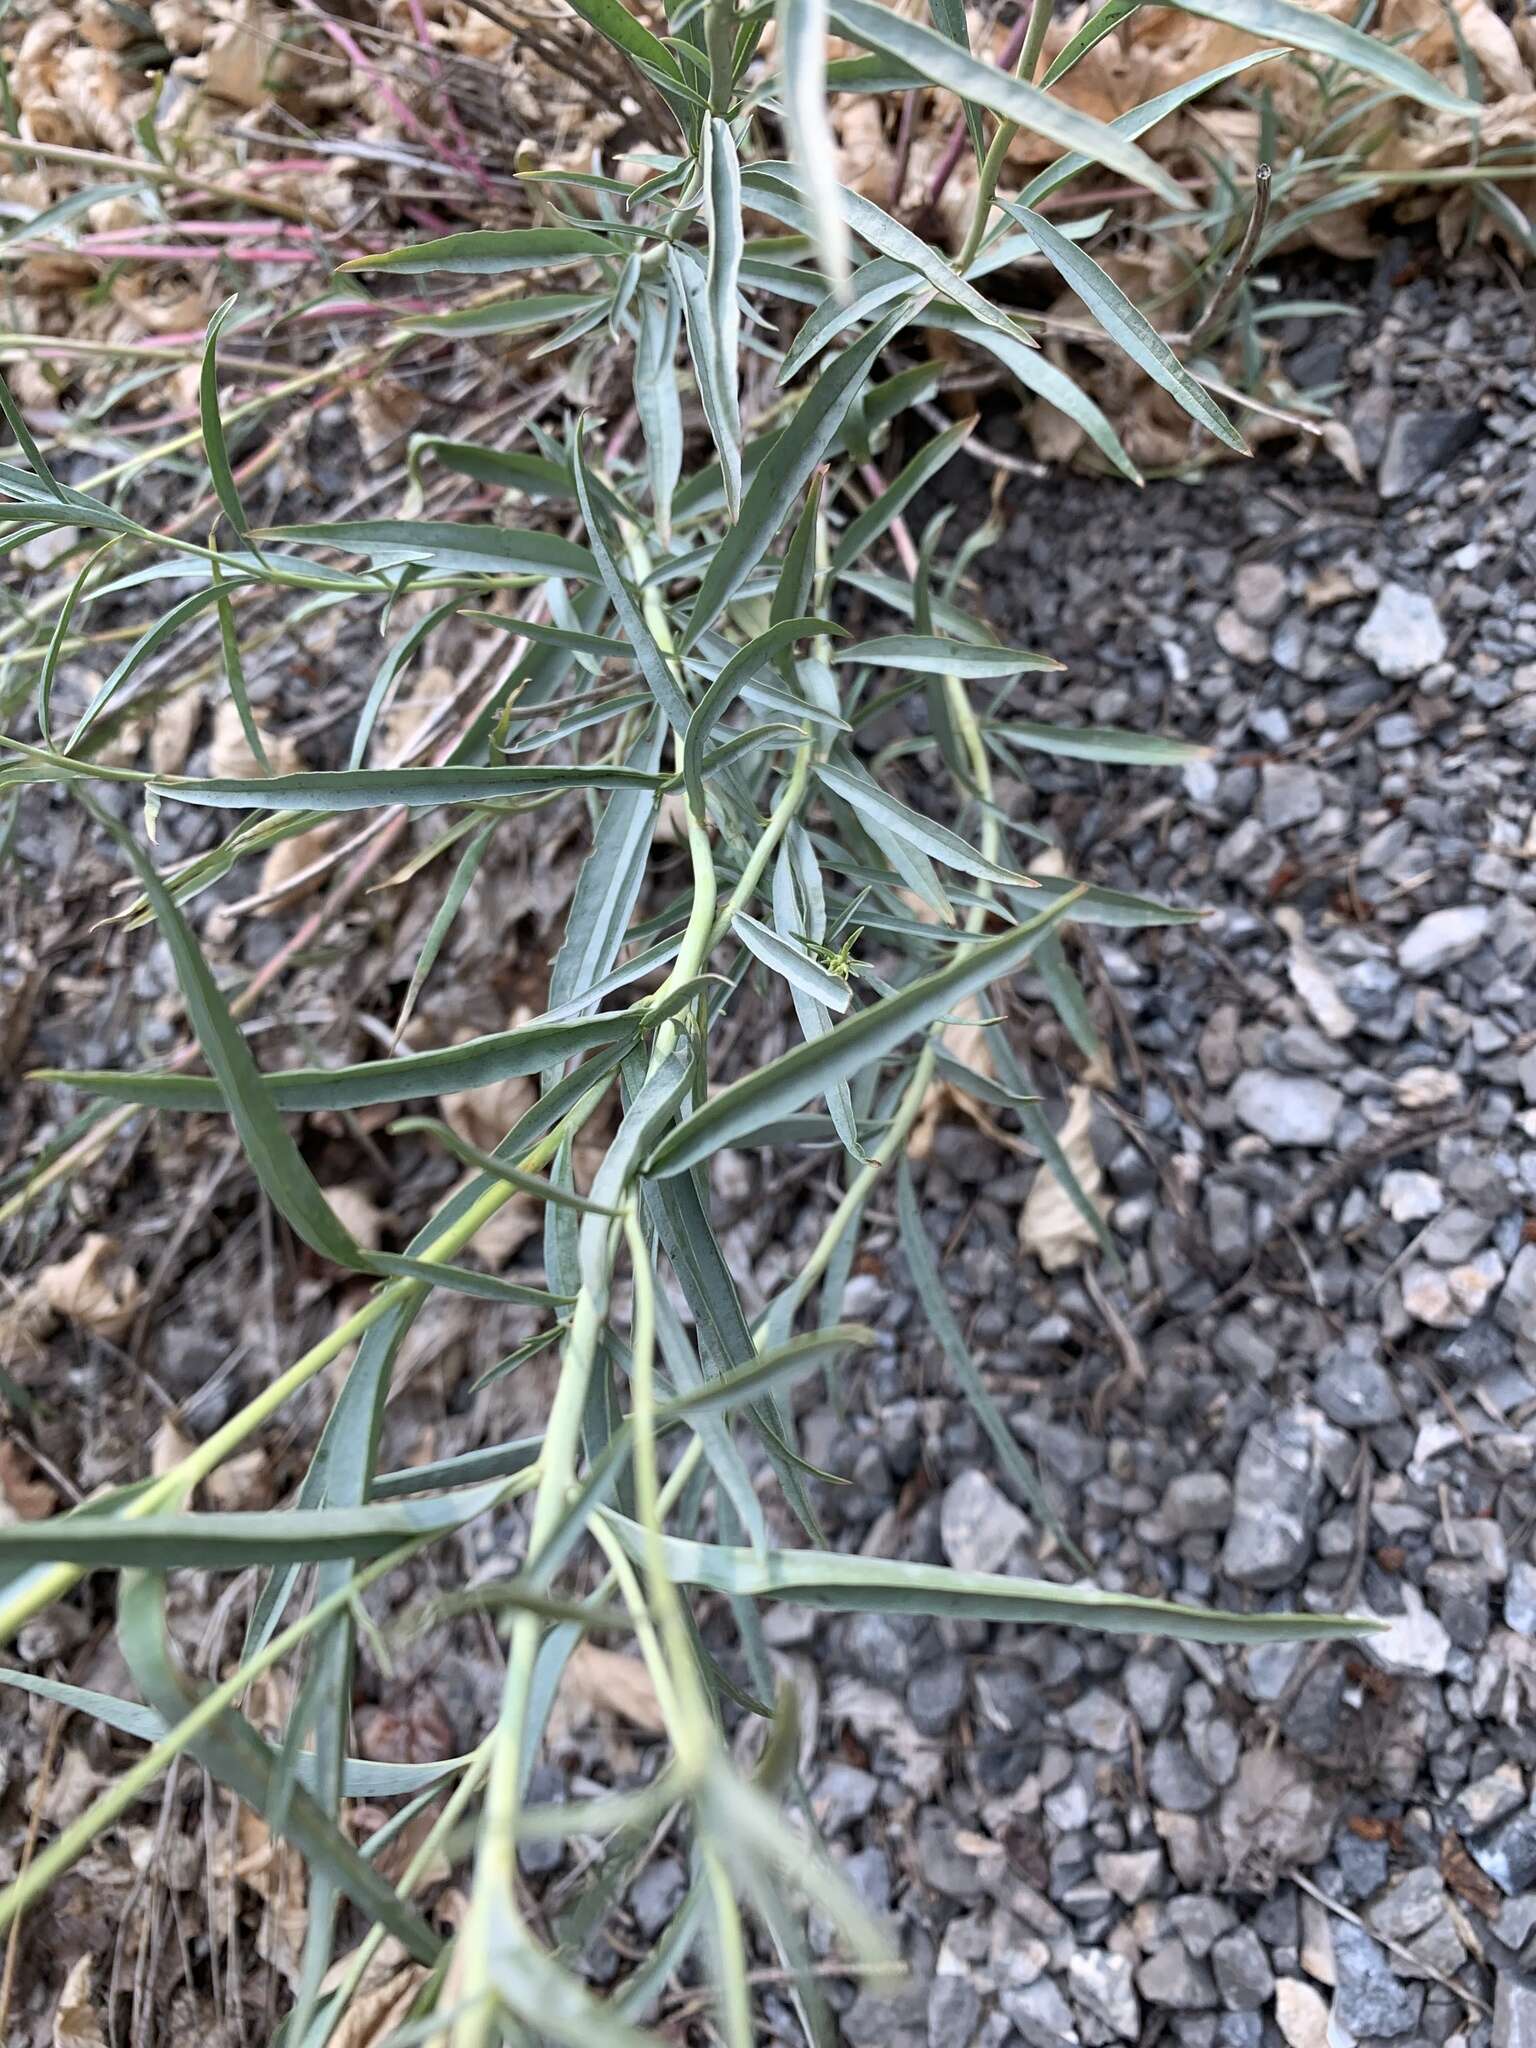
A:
[0,367,62,496]
[467,610,628,661]
[776,0,851,288]
[830,420,974,571]
[745,164,1031,351]
[1041,0,1140,85]
[0,1481,506,1568]
[682,614,830,819]
[209,543,272,776]
[826,0,1188,207]
[39,1008,640,1115]
[1003,203,1247,453]
[350,597,460,770]
[389,1117,621,1214]
[392,817,494,1045]
[831,632,1058,676]
[150,763,665,811]
[572,420,694,733]
[559,0,697,108]
[340,228,615,276]
[773,826,864,1157]
[651,886,1084,1173]
[199,295,250,538]
[548,714,668,1019]
[410,440,576,502]
[256,519,599,582]
[989,719,1206,765]
[37,538,118,749]
[635,284,684,543]
[896,1162,1080,1559]
[702,117,744,517]
[683,307,909,649]
[602,1514,1384,1640]
[780,258,913,384]
[662,1324,874,1423]
[926,0,984,161]
[401,291,606,338]
[732,912,852,1014]
[1017,50,1287,212]
[921,304,1142,485]
[76,795,371,1267]
[1170,0,1473,113]
[67,581,244,753]
[814,759,1032,885]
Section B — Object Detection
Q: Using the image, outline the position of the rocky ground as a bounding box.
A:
[3,240,1535,2047]
[742,244,1536,2048]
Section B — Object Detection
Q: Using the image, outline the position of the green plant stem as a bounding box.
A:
[0,1107,591,1649]
[457,520,720,2048]
[0,1540,417,1934]
[766,1044,937,1329]
[956,0,1053,273]
[321,1440,708,2041]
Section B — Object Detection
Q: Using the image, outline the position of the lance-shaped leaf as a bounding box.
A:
[920,304,1142,486]
[775,0,850,288]
[1041,0,1141,85]
[988,719,1206,765]
[700,117,744,516]
[199,295,250,539]
[814,759,1033,885]
[743,165,1031,351]
[831,632,1058,677]
[682,614,832,819]
[149,763,665,811]
[683,306,910,649]
[1170,0,1473,113]
[256,519,599,582]
[601,1516,1384,1642]
[573,419,694,733]
[1003,203,1248,454]
[340,227,615,276]
[403,291,606,338]
[779,256,916,384]
[0,1481,508,1568]
[635,283,684,543]
[826,0,1188,207]
[831,419,975,570]
[732,912,852,1015]
[650,886,1085,1173]
[38,1008,643,1114]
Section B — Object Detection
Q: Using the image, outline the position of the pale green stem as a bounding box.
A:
[0,1539,422,1933]
[0,1108,590,1649]
[457,519,720,2048]
[622,1207,714,1769]
[764,1043,938,1329]
[956,0,1053,273]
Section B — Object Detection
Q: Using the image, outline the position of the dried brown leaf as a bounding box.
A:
[557,1642,666,1734]
[0,1437,59,1520]
[52,1954,108,2048]
[34,1233,141,1338]
[1018,1084,1108,1273]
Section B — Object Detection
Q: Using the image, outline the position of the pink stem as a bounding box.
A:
[291,0,490,194]
[36,241,317,262]
[860,461,920,578]
[927,12,1031,215]
[403,0,492,192]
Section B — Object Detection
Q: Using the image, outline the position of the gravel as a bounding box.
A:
[23,244,1534,2048]
[1353,579,1449,677]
